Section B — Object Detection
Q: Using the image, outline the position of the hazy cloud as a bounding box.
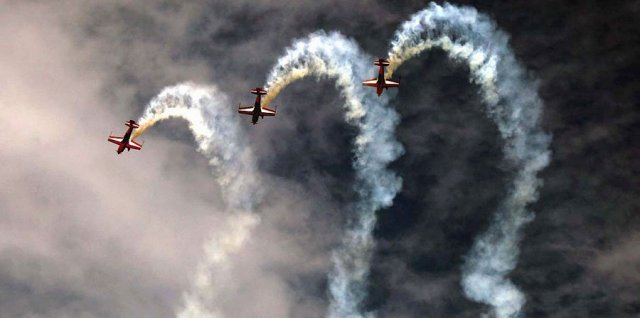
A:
[1,0,638,317]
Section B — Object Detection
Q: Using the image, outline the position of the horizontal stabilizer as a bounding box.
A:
[125,121,140,128]
[374,59,390,66]
[250,87,268,95]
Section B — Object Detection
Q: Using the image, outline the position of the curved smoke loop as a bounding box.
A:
[131,2,550,317]
[134,83,262,318]
[388,3,551,317]
[134,32,405,318]
[263,31,403,318]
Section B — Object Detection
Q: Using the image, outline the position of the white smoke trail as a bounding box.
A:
[134,83,262,318]
[388,3,551,317]
[264,31,403,318]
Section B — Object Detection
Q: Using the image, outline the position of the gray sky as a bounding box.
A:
[1,0,638,317]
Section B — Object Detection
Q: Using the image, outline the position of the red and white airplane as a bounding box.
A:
[108,120,143,154]
[362,58,400,96]
[238,87,277,125]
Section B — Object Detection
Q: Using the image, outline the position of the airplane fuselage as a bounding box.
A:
[251,95,264,125]
[117,127,134,154]
[375,65,386,96]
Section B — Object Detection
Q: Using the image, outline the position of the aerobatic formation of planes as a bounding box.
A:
[108,58,400,154]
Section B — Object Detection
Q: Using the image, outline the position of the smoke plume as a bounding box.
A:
[388,3,551,317]
[264,31,404,318]
[131,4,551,316]
[134,83,262,318]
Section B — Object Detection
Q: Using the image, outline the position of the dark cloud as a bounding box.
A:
[366,50,508,317]
[1,0,638,317]
[366,1,640,317]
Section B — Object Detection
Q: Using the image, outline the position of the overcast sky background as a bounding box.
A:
[1,0,638,317]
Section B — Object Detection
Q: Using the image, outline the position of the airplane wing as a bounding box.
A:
[383,79,400,88]
[362,78,378,87]
[108,136,124,145]
[261,107,276,116]
[238,106,254,115]
[129,140,143,150]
